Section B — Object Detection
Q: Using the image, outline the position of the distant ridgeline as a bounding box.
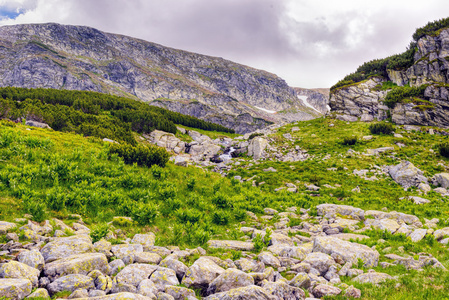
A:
[329,17,449,128]
[0,87,234,144]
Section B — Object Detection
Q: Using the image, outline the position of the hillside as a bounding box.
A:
[2,110,449,298]
[329,17,449,127]
[0,23,321,133]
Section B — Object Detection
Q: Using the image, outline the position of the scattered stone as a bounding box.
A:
[352,272,394,285]
[313,284,342,298]
[47,274,94,295]
[206,268,254,295]
[40,235,93,263]
[389,161,428,189]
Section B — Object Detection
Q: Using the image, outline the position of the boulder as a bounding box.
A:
[74,292,153,299]
[289,272,311,289]
[432,173,449,188]
[182,257,225,292]
[261,280,305,300]
[409,229,427,242]
[44,253,109,281]
[159,258,189,282]
[0,261,39,288]
[27,287,50,299]
[316,204,364,220]
[0,278,32,300]
[364,218,401,234]
[389,161,427,189]
[433,227,449,240]
[313,284,342,298]
[137,279,158,298]
[267,245,306,260]
[247,137,268,160]
[131,233,156,250]
[303,252,336,275]
[204,285,276,300]
[206,268,254,295]
[0,221,17,234]
[47,274,94,295]
[150,267,179,292]
[133,252,162,264]
[313,236,379,267]
[352,272,394,284]
[234,258,265,273]
[111,244,144,259]
[115,264,158,287]
[207,240,254,251]
[40,235,93,263]
[257,252,281,269]
[17,249,45,271]
[165,285,196,300]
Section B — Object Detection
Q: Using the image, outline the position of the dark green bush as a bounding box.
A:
[130,203,158,226]
[28,201,47,222]
[108,143,170,168]
[369,123,395,135]
[248,133,264,140]
[342,136,357,146]
[212,210,230,225]
[383,85,428,109]
[413,17,449,41]
[211,193,232,209]
[438,143,449,158]
[176,208,201,224]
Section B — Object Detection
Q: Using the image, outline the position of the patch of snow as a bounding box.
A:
[297,95,321,113]
[255,106,277,114]
[326,105,331,111]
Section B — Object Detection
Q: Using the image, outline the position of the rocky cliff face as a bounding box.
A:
[0,23,321,133]
[330,27,449,128]
[294,88,330,114]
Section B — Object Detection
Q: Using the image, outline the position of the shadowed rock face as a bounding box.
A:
[329,28,449,128]
[0,23,321,133]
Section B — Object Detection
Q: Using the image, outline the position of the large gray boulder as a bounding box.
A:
[150,267,179,292]
[206,268,254,295]
[352,272,394,285]
[159,258,189,281]
[261,280,305,300]
[111,244,144,259]
[40,235,93,263]
[165,285,196,300]
[312,284,342,298]
[0,261,40,288]
[17,249,45,271]
[47,274,94,295]
[44,253,109,281]
[303,252,336,275]
[115,264,159,287]
[0,278,32,300]
[130,233,156,250]
[0,221,17,234]
[182,257,225,292]
[267,245,305,260]
[247,137,268,160]
[389,161,427,189]
[207,240,254,251]
[204,285,276,300]
[317,204,365,220]
[432,173,449,189]
[313,236,379,267]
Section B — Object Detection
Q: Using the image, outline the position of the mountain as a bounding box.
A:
[329,17,449,128]
[294,87,330,114]
[0,23,321,133]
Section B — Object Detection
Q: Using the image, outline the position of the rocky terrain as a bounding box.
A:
[0,23,322,133]
[2,198,449,300]
[329,26,449,127]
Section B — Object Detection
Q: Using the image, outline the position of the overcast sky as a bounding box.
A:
[0,0,448,88]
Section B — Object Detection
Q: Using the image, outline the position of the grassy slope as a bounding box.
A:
[3,118,449,299]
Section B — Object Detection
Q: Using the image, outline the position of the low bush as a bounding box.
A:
[369,122,395,135]
[90,223,109,243]
[342,136,357,146]
[383,85,428,109]
[212,210,230,225]
[130,203,158,226]
[108,143,170,168]
[438,142,449,158]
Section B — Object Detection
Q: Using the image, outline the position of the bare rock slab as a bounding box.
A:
[40,235,93,263]
[0,278,32,300]
[313,236,379,267]
[44,253,109,281]
[207,240,254,251]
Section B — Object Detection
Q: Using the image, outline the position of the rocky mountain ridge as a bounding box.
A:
[0,23,322,133]
[329,23,449,127]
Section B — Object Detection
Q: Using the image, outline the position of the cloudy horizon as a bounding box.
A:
[0,0,448,88]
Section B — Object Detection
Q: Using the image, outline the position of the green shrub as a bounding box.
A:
[253,233,264,253]
[131,203,158,226]
[248,133,264,140]
[90,223,109,243]
[27,201,47,222]
[108,143,170,168]
[177,208,202,224]
[438,143,449,158]
[342,136,357,146]
[187,178,196,191]
[212,210,230,225]
[383,85,428,109]
[369,122,394,135]
[160,198,182,217]
[212,193,232,209]
[413,17,449,41]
